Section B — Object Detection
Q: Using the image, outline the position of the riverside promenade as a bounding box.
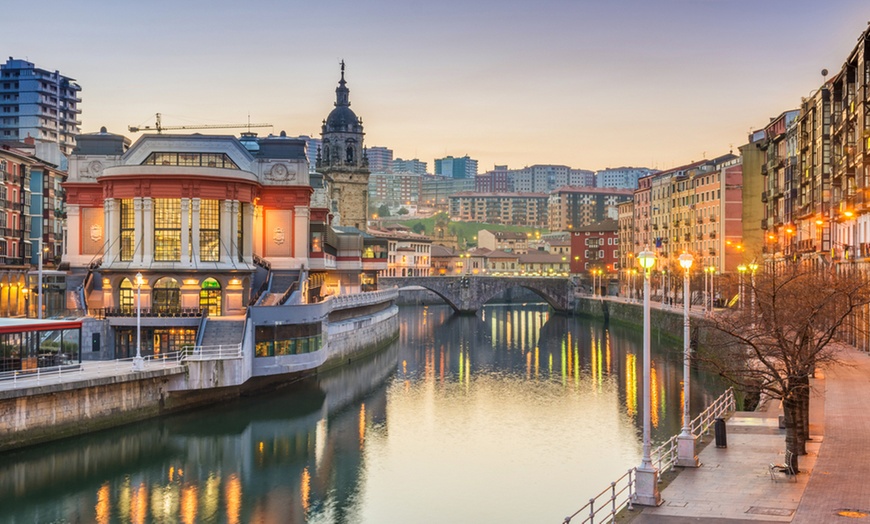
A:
[622,341,870,523]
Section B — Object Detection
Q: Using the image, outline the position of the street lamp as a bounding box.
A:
[21,287,29,318]
[634,248,661,506]
[677,252,698,467]
[132,272,145,372]
[748,261,759,318]
[737,264,748,312]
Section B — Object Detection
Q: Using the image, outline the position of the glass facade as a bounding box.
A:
[200,200,220,262]
[141,152,239,170]
[154,199,181,261]
[0,324,81,371]
[120,198,134,261]
[254,322,322,357]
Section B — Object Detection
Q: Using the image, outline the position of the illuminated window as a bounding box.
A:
[152,277,180,314]
[119,278,134,314]
[200,200,220,262]
[120,199,134,261]
[199,278,221,316]
[154,199,181,261]
[141,152,239,170]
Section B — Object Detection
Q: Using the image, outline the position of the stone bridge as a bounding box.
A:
[379,276,576,313]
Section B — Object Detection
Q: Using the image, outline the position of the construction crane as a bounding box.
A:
[128,113,272,133]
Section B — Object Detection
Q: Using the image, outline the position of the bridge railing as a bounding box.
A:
[561,388,735,524]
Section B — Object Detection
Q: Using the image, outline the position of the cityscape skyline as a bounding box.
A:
[2,0,867,171]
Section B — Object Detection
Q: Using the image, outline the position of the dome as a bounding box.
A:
[326,105,359,129]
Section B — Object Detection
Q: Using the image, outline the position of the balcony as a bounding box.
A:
[761,191,769,203]
[709,232,716,239]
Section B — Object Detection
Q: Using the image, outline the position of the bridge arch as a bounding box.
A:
[379,276,575,314]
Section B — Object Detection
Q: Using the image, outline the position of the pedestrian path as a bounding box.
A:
[624,342,870,523]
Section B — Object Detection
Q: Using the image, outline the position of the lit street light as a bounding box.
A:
[132,272,145,372]
[677,252,698,467]
[748,261,759,318]
[634,248,661,506]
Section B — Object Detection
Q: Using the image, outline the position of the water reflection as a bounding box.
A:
[0,304,722,523]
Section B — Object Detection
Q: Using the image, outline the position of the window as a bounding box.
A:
[199,200,220,262]
[152,277,180,314]
[154,199,181,261]
[120,199,135,261]
[119,278,134,314]
[141,152,239,169]
[200,278,221,316]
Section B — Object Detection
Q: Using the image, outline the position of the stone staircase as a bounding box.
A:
[199,318,245,348]
[258,271,300,306]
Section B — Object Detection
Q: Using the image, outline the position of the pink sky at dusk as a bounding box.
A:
[3,0,868,172]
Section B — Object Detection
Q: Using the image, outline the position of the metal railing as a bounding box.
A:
[0,343,246,390]
[181,344,242,361]
[562,388,735,524]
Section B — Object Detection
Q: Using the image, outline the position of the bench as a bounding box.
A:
[769,450,797,482]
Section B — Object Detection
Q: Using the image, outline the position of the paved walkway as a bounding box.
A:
[624,343,870,523]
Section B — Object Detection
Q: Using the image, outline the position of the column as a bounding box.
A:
[141,198,153,265]
[230,200,240,262]
[294,205,310,261]
[243,202,255,263]
[191,198,201,263]
[65,204,81,260]
[133,198,143,264]
[104,199,117,264]
[221,200,233,264]
[180,198,190,264]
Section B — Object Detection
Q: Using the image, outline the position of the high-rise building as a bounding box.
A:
[435,155,477,179]
[476,165,511,192]
[392,157,427,175]
[0,58,82,155]
[595,167,655,189]
[366,146,393,173]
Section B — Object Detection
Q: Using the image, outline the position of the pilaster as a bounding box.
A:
[180,198,190,265]
[191,198,201,262]
[133,198,143,265]
[141,197,153,265]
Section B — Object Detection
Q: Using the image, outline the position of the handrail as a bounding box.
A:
[180,343,243,361]
[278,279,300,306]
[562,388,735,524]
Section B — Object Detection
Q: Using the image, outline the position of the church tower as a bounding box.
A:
[317,61,370,230]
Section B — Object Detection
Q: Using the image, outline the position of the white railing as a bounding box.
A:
[562,388,735,524]
[180,344,243,361]
[329,288,398,310]
[0,343,248,390]
[0,351,185,389]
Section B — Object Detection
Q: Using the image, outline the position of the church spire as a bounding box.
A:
[335,60,350,107]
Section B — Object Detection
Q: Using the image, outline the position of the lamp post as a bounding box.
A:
[37,239,43,320]
[132,272,145,372]
[748,261,758,318]
[709,266,717,310]
[737,264,747,312]
[677,253,698,467]
[21,287,29,318]
[634,248,661,506]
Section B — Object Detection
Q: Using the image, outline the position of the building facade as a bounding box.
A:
[435,155,478,179]
[0,58,81,155]
[449,192,548,226]
[547,186,633,232]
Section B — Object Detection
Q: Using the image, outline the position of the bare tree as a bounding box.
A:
[696,262,870,472]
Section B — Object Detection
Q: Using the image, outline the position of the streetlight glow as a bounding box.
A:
[132,272,145,372]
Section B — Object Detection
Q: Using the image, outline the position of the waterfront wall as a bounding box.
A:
[325,305,399,369]
[574,297,691,344]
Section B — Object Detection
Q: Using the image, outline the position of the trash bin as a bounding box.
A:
[714,417,727,448]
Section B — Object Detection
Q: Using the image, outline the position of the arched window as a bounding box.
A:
[200,278,221,316]
[119,278,134,314]
[152,277,180,314]
[346,146,354,163]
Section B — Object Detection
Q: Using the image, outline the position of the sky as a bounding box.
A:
[3,0,869,172]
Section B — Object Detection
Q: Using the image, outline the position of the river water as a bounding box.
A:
[0,303,724,523]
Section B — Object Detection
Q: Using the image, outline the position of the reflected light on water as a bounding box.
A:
[95,483,110,524]
[626,354,637,416]
[301,467,311,513]
[225,474,241,524]
[651,366,660,428]
[181,484,198,524]
[131,482,147,524]
[359,403,367,449]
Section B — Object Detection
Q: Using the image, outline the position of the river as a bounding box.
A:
[0,303,724,523]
